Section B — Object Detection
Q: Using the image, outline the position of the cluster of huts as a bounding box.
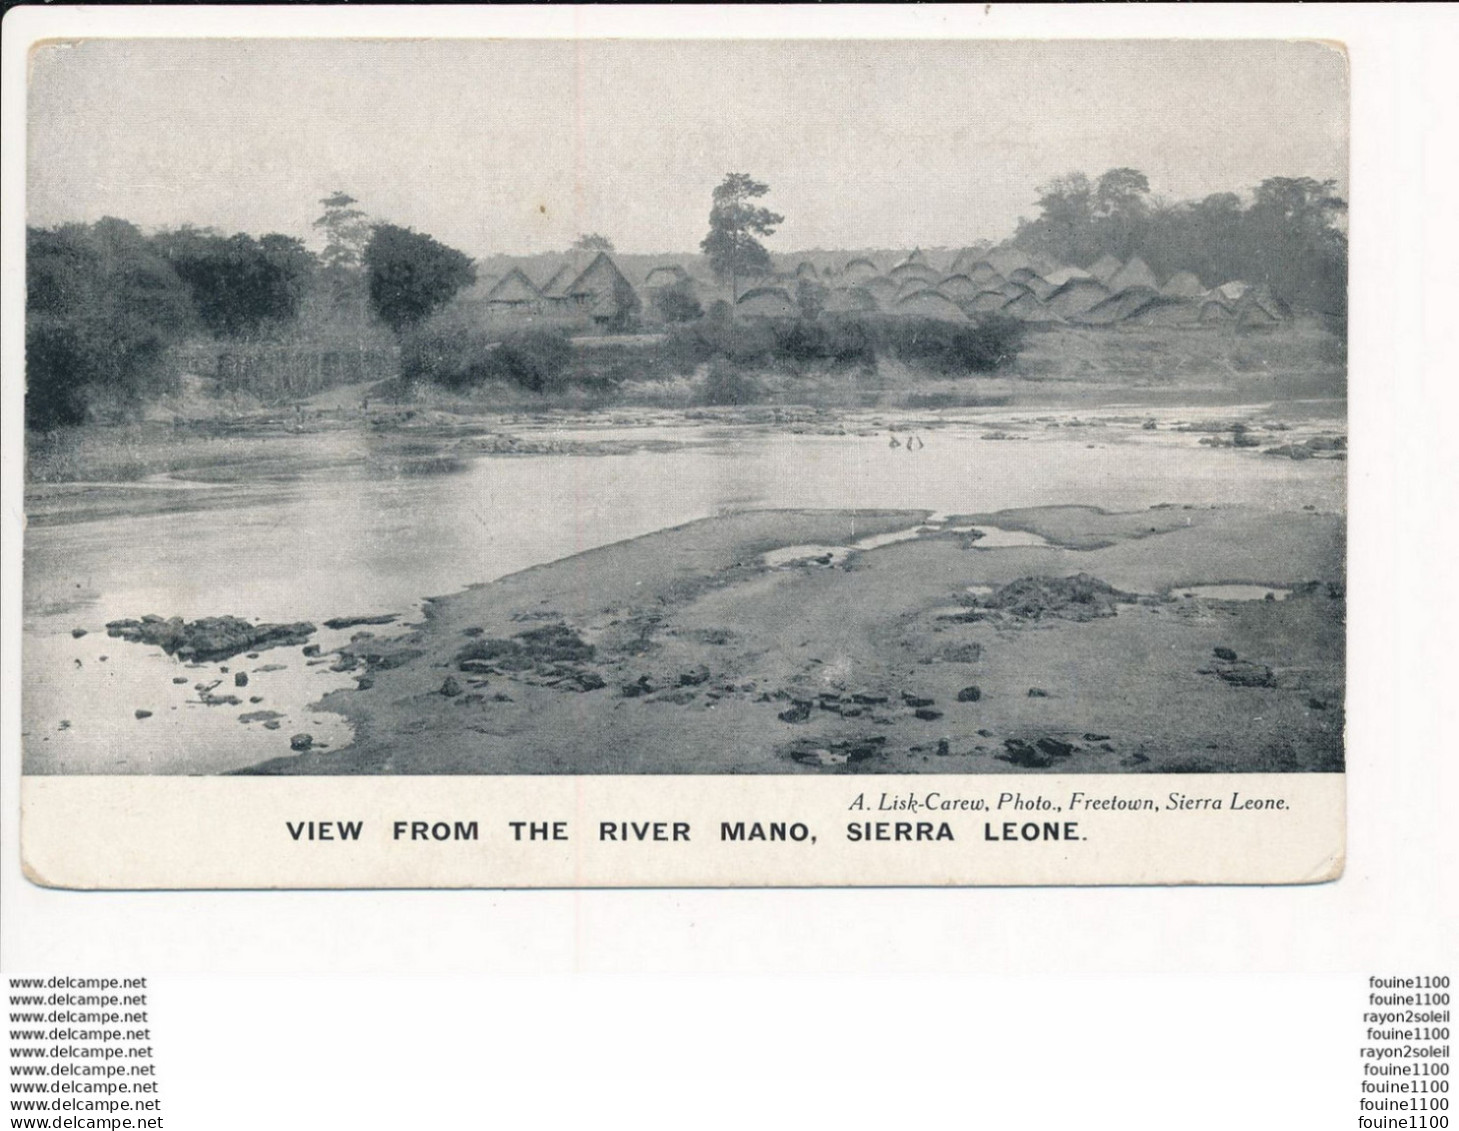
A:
[458,245,1290,332]
[730,246,1291,328]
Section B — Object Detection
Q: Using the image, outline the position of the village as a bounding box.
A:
[451,242,1292,336]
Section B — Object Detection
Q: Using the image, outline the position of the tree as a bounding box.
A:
[700,173,783,300]
[362,223,476,334]
[651,278,703,324]
[571,233,614,253]
[26,219,194,428]
[156,227,315,339]
[313,192,371,271]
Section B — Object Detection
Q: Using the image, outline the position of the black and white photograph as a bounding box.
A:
[22,38,1347,783]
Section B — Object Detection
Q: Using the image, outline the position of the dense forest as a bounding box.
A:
[1012,168,1347,321]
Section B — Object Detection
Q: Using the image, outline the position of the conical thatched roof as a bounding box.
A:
[966,263,1003,288]
[938,274,980,300]
[894,288,967,321]
[1001,292,1064,324]
[1048,278,1111,318]
[736,286,797,318]
[487,267,541,304]
[888,261,939,284]
[986,246,1035,277]
[1071,286,1163,325]
[893,248,929,270]
[1087,254,1124,284]
[1130,298,1203,327]
[1043,266,1093,288]
[950,247,993,275]
[795,261,820,279]
[1215,280,1250,303]
[1200,298,1236,323]
[842,257,880,282]
[1106,256,1159,295]
[644,265,690,289]
[1160,270,1205,299]
[566,253,639,319]
[967,291,1013,315]
[540,264,577,300]
[1010,268,1057,301]
[862,275,896,296]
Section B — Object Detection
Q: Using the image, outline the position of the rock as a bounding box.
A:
[329,655,360,673]
[247,653,259,659]
[1027,688,1049,698]
[792,748,848,767]
[238,710,284,724]
[263,720,281,730]
[289,733,313,751]
[1120,753,1150,768]
[997,740,1053,769]
[219,666,229,673]
[355,675,375,691]
[234,671,249,687]
[201,693,242,707]
[621,675,655,698]
[568,670,606,692]
[778,701,813,724]
[914,708,943,721]
[440,676,463,698]
[1036,737,1075,758]
[462,626,485,637]
[678,665,711,687]
[1308,697,1329,711]
[105,615,316,662]
[1082,733,1111,742]
[977,728,994,738]
[1210,661,1277,688]
[1142,419,1157,430]
[979,574,1135,623]
[254,664,287,673]
[302,644,322,657]
[172,676,189,684]
[956,686,983,702]
[134,709,152,720]
[902,693,935,708]
[936,738,951,757]
[1213,647,1238,662]
[458,660,495,675]
[851,692,889,705]
[323,613,400,630]
[71,627,88,638]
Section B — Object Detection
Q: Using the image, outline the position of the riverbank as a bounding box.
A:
[239,502,1344,776]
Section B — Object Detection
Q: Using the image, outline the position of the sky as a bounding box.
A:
[27,38,1349,258]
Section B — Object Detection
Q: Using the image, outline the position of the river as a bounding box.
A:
[22,406,1345,774]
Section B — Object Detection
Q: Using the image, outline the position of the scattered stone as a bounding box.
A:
[249,695,264,704]
[329,655,360,673]
[778,701,813,724]
[1027,688,1049,698]
[998,740,1053,769]
[219,666,229,674]
[202,693,242,707]
[1213,647,1238,662]
[254,664,287,673]
[289,733,313,751]
[247,653,259,659]
[977,728,994,738]
[134,709,152,720]
[621,675,655,698]
[462,626,485,637]
[678,665,711,687]
[172,676,189,684]
[1121,753,1151,768]
[238,710,284,724]
[234,671,249,687]
[902,693,935,708]
[71,627,88,638]
[1207,661,1277,688]
[851,692,889,705]
[914,708,943,721]
[936,738,951,757]
[458,660,495,675]
[938,642,985,663]
[566,670,606,692]
[263,720,282,730]
[455,623,594,671]
[323,613,400,630]
[105,615,316,662]
[355,675,375,691]
[302,644,322,657]
[440,676,463,698]
[956,686,983,702]
[1036,737,1075,758]
[1142,419,1157,430]
[1082,733,1111,742]
[793,748,848,767]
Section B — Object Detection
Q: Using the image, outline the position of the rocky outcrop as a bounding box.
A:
[106,615,316,662]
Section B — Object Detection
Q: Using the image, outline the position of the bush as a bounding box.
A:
[878,315,1025,373]
[651,280,703,324]
[400,325,573,393]
[26,219,193,428]
[155,228,315,339]
[701,360,762,406]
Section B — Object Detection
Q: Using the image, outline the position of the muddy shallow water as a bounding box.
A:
[23,407,1345,774]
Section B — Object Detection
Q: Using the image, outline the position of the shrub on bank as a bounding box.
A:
[400,325,574,393]
[701,360,763,406]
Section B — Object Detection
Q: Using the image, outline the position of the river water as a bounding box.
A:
[23,407,1345,774]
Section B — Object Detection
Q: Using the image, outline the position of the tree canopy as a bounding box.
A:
[155,227,316,339]
[1013,168,1347,319]
[362,223,477,334]
[313,191,372,271]
[572,233,615,253]
[700,173,784,299]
